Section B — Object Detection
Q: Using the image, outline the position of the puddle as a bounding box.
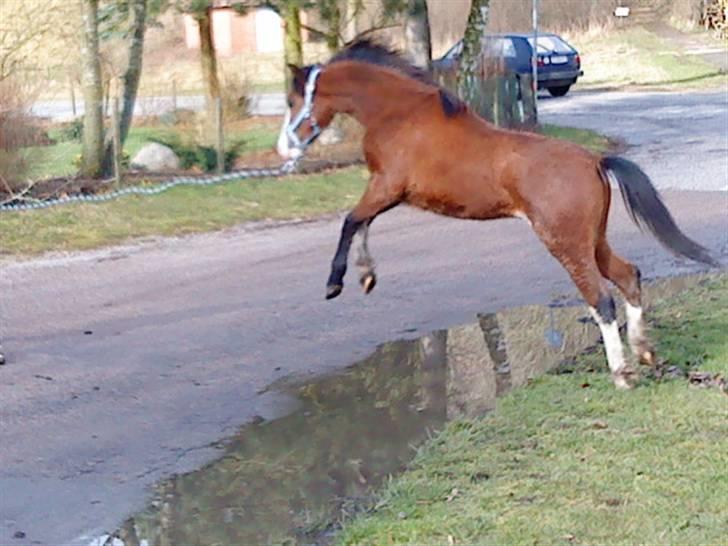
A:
[98,273,715,546]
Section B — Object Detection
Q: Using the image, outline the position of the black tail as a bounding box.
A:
[600,156,717,266]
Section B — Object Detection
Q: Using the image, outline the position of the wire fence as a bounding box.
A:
[0,155,300,212]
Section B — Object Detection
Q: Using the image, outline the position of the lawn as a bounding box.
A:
[20,122,279,181]
[336,275,728,545]
[2,124,611,257]
[570,26,726,90]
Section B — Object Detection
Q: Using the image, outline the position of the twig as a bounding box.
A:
[0,174,37,206]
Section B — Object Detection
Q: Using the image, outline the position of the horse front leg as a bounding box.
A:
[325,175,400,300]
[326,214,364,299]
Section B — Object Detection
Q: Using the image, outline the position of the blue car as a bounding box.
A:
[434,32,583,97]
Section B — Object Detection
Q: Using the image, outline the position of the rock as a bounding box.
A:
[318,125,344,146]
[130,142,180,171]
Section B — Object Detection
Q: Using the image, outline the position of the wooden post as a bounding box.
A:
[111,96,122,186]
[215,97,224,174]
[531,0,539,124]
[493,75,501,127]
[70,77,77,117]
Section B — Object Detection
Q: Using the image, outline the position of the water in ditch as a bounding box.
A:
[97,274,711,546]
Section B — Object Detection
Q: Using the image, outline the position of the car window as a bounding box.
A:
[481,37,517,58]
[501,38,517,58]
[527,36,574,54]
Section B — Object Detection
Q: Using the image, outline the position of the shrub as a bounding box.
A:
[0,78,37,192]
[56,118,84,142]
[148,133,246,173]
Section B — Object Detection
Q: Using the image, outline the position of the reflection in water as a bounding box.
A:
[106,274,711,546]
[125,333,454,545]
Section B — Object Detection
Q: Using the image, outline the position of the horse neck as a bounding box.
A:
[320,62,434,127]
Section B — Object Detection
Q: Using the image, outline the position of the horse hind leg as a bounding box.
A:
[581,273,637,389]
[596,239,655,366]
[355,221,377,294]
[537,232,636,388]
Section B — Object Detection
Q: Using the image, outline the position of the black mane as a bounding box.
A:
[326,39,466,117]
[329,39,434,86]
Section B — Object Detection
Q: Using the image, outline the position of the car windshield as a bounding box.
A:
[527,35,574,54]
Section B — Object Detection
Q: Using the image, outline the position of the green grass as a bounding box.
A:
[573,27,726,90]
[21,124,279,181]
[337,275,728,545]
[541,124,613,153]
[0,167,367,255]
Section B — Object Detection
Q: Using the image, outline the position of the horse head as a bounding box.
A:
[277,64,337,159]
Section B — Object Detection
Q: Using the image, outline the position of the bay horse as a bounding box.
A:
[276,40,716,390]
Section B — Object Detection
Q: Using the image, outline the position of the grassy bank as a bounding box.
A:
[1,125,610,257]
[337,275,728,545]
[572,26,726,90]
[0,167,367,256]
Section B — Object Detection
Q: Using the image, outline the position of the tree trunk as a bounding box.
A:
[80,0,104,178]
[344,0,359,43]
[404,0,431,69]
[326,2,341,54]
[282,5,303,88]
[102,0,147,176]
[457,0,490,106]
[198,6,220,138]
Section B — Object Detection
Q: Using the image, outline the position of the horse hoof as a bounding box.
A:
[360,272,377,294]
[640,350,655,367]
[613,367,638,390]
[325,284,343,300]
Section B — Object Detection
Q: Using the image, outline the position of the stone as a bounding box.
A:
[130,142,180,171]
[318,125,344,146]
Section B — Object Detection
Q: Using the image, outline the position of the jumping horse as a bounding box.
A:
[277,40,716,389]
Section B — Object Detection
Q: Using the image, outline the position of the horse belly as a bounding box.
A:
[405,180,513,220]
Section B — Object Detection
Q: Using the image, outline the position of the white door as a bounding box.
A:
[255,8,283,53]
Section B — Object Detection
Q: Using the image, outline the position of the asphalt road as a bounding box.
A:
[31,92,285,121]
[2,90,727,545]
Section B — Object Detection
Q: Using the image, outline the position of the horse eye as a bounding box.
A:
[287,99,293,108]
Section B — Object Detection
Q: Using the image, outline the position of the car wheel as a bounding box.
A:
[547,85,571,97]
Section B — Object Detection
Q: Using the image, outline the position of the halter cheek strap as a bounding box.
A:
[286,65,323,151]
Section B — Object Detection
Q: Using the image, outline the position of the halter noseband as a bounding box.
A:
[286,65,323,151]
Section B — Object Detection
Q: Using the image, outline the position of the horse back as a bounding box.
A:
[366,105,605,222]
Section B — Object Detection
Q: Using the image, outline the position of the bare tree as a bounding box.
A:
[80,0,104,178]
[101,0,149,176]
[404,0,431,68]
[457,0,490,104]
[0,0,77,82]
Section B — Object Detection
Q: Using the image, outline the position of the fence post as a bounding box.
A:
[70,77,77,117]
[112,96,122,187]
[215,97,224,174]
